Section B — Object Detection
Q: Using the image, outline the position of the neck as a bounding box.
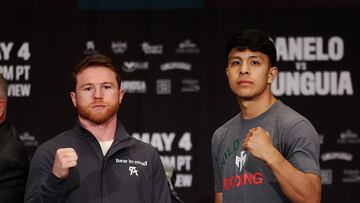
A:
[79,115,117,142]
[237,92,277,120]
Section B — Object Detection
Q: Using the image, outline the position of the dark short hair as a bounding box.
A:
[226,29,277,67]
[71,54,121,91]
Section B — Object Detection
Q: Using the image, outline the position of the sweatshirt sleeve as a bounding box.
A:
[151,150,171,203]
[284,119,321,176]
[24,143,66,203]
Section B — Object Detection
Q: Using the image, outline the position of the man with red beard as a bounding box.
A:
[25,54,171,203]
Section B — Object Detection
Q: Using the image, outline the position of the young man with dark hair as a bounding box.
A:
[25,54,171,203]
[211,29,321,203]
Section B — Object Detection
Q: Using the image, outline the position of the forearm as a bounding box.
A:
[215,192,222,203]
[266,149,321,203]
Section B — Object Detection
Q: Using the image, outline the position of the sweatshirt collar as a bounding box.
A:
[73,119,136,151]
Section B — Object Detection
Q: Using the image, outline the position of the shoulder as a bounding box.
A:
[275,101,313,128]
[275,101,318,141]
[212,113,240,145]
[3,125,27,151]
[130,138,164,168]
[132,137,160,155]
[29,129,76,169]
[0,124,28,164]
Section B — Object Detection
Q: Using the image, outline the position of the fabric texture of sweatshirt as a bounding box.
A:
[25,120,171,203]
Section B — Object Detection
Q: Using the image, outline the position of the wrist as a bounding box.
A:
[52,168,67,179]
[45,173,66,193]
[265,148,282,166]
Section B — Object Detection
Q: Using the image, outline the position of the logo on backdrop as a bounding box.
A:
[175,39,200,54]
[18,132,38,147]
[121,80,147,93]
[342,169,360,183]
[111,41,127,54]
[337,129,360,144]
[122,61,149,72]
[83,40,98,54]
[160,62,191,71]
[321,152,353,162]
[271,36,353,96]
[320,169,333,185]
[181,79,200,93]
[156,79,171,95]
[141,42,163,54]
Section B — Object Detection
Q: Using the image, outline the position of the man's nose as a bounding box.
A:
[239,64,249,75]
[93,87,104,98]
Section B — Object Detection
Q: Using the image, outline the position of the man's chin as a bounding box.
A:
[235,93,253,100]
[92,120,108,125]
[87,114,114,124]
[77,104,119,125]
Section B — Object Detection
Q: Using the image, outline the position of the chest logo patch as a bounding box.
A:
[235,151,247,172]
[129,166,139,176]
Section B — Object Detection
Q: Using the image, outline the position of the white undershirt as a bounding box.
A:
[98,139,114,156]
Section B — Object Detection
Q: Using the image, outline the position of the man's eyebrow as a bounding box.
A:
[79,81,115,88]
[79,83,94,88]
[228,56,241,60]
[248,55,264,59]
[228,55,264,60]
[102,81,115,85]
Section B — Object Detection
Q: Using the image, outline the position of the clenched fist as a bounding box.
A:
[242,127,278,164]
[52,148,78,179]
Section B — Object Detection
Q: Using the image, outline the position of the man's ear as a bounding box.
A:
[267,67,278,84]
[225,67,229,77]
[118,89,125,104]
[70,92,77,107]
